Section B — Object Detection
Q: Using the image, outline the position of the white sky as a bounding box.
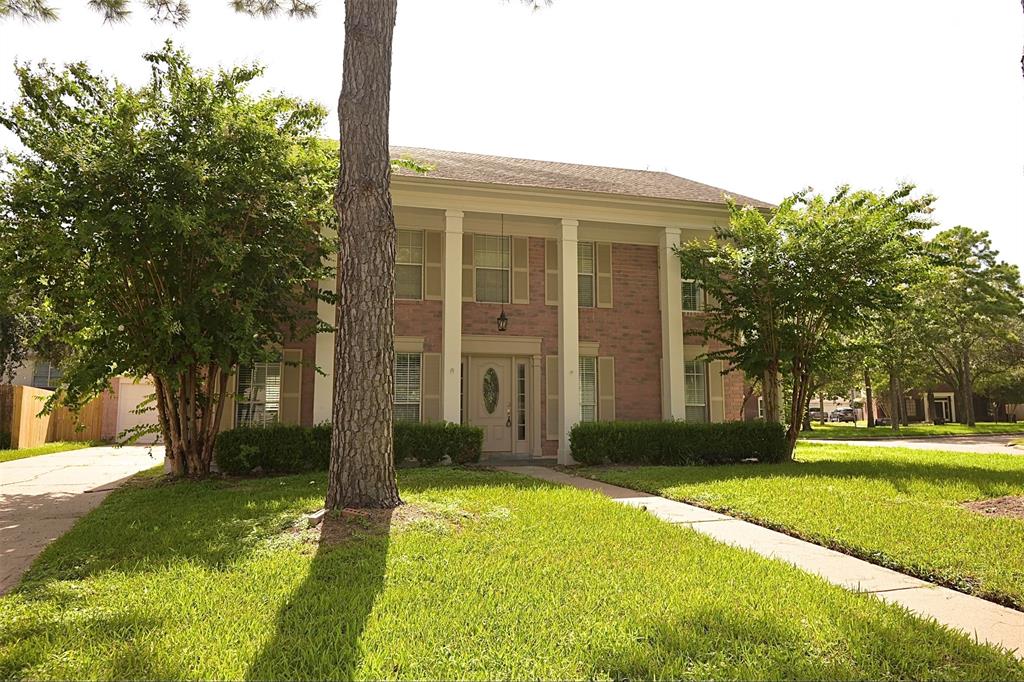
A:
[2,0,1022,267]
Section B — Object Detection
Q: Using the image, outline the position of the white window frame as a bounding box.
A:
[684,359,708,422]
[31,360,62,389]
[396,229,424,300]
[757,396,765,420]
[394,352,422,423]
[516,361,527,441]
[474,235,511,304]
[235,361,283,427]
[579,356,598,423]
[577,241,595,308]
[682,279,704,312]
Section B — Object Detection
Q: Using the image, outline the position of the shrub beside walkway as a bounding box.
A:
[497,465,1024,659]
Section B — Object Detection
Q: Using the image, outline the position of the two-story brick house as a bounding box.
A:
[219,148,772,464]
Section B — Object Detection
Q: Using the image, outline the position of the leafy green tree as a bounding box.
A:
[0,43,334,476]
[677,185,932,458]
[917,227,1023,425]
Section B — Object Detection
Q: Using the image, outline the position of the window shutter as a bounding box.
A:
[512,236,530,304]
[280,349,303,425]
[424,231,444,301]
[598,356,615,420]
[544,239,559,306]
[421,352,441,421]
[218,372,236,432]
[545,355,559,441]
[709,359,725,423]
[462,233,475,301]
[596,242,613,308]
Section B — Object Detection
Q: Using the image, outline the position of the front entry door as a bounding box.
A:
[470,357,513,453]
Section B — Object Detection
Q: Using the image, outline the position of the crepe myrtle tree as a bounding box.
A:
[676,185,933,459]
[0,43,336,476]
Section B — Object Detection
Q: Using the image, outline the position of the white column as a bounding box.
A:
[441,210,464,423]
[558,218,581,464]
[659,226,685,420]
[313,239,338,425]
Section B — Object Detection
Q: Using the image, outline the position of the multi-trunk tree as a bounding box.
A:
[677,185,933,458]
[0,44,335,476]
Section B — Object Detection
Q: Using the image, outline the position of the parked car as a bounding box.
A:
[829,407,857,423]
[808,407,827,422]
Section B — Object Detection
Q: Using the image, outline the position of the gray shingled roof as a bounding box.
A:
[390,146,771,208]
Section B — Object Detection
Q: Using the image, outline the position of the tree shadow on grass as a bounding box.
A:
[244,510,393,681]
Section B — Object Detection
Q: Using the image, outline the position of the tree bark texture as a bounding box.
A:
[864,368,875,428]
[762,366,782,424]
[784,363,810,460]
[888,370,900,432]
[961,350,976,426]
[326,0,403,510]
[927,389,938,424]
[154,364,228,478]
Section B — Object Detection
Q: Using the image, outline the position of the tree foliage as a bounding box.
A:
[677,185,933,458]
[0,42,335,475]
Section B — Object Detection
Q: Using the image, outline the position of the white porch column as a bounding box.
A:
[441,210,464,423]
[558,218,581,464]
[659,226,685,420]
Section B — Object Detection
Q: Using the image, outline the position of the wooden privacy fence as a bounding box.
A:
[1,385,106,449]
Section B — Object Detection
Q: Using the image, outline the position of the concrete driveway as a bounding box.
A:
[805,433,1024,455]
[0,445,162,594]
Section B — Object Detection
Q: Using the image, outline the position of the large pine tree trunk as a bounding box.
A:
[326,0,403,510]
[864,368,875,428]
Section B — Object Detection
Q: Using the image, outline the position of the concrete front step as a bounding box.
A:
[496,465,1024,660]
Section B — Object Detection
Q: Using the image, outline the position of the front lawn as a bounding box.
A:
[1,469,1020,679]
[581,443,1024,608]
[800,421,1024,440]
[0,440,102,464]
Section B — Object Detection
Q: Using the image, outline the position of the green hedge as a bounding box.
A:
[214,421,483,475]
[569,420,787,466]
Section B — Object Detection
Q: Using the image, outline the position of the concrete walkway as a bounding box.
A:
[805,433,1024,455]
[498,465,1024,659]
[0,445,161,594]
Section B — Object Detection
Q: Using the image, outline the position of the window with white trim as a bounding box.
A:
[682,279,704,312]
[684,359,708,422]
[396,229,424,300]
[578,241,595,308]
[236,362,282,427]
[474,235,510,303]
[31,360,62,389]
[757,396,765,420]
[579,356,598,422]
[394,352,422,422]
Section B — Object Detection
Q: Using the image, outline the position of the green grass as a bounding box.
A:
[799,421,1024,440]
[0,440,102,463]
[1,468,1021,679]
[581,443,1024,609]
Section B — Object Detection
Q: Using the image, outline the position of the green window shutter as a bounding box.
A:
[545,355,559,441]
[598,356,615,420]
[709,359,726,423]
[512,236,530,304]
[424,231,444,301]
[596,242,613,308]
[462,233,475,302]
[544,239,559,306]
[280,349,303,425]
[421,352,442,421]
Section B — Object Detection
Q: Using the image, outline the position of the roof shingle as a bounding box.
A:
[390,146,771,208]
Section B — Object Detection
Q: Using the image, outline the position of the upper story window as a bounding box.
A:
[396,229,424,300]
[394,352,422,422]
[579,356,598,422]
[475,235,510,304]
[682,279,704,312]
[578,242,595,308]
[236,362,282,427]
[31,360,62,389]
[684,359,708,422]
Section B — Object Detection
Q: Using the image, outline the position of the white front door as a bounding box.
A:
[470,357,513,453]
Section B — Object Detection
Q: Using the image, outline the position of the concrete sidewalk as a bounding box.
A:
[0,445,162,594]
[498,465,1024,659]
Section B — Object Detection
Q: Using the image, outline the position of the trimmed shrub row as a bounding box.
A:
[569,420,787,466]
[214,421,483,475]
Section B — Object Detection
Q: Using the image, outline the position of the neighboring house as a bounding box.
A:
[236,147,770,463]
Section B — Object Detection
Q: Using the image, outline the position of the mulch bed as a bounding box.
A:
[960,496,1024,520]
